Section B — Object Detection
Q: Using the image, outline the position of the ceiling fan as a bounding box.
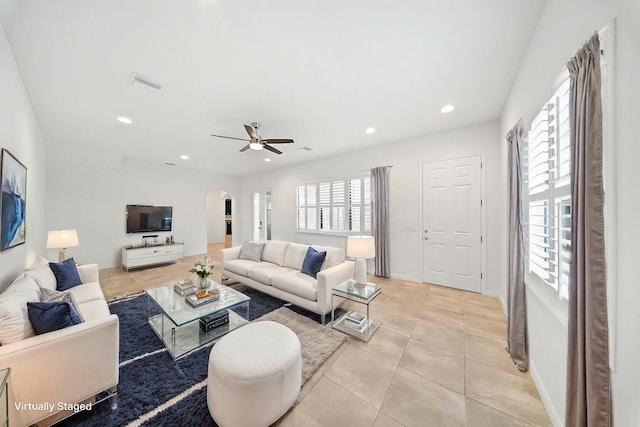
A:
[212,122,294,155]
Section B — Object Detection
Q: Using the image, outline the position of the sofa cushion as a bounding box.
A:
[271,271,317,301]
[225,259,264,277]
[49,258,83,291]
[261,241,289,266]
[68,282,105,304]
[40,288,84,321]
[283,243,309,270]
[312,245,346,270]
[0,275,40,344]
[248,264,294,285]
[301,247,327,279]
[239,242,265,262]
[27,301,83,335]
[25,263,57,291]
[77,298,111,322]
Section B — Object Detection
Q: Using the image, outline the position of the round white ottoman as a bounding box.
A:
[207,321,302,427]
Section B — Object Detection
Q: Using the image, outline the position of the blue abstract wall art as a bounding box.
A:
[1,149,27,251]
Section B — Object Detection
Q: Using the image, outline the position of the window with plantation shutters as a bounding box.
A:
[296,176,371,233]
[526,77,571,300]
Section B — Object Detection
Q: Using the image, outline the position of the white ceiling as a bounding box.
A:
[1,0,545,176]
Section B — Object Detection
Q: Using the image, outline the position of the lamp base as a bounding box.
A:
[58,248,67,262]
[354,258,367,286]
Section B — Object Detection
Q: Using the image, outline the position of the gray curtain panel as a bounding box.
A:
[371,166,391,278]
[506,123,528,372]
[565,33,611,427]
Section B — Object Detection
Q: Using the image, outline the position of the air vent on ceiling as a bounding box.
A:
[298,146,313,152]
[165,162,176,166]
[130,72,164,91]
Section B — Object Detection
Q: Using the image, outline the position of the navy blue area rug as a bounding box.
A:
[58,287,293,427]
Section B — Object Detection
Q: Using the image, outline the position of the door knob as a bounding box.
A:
[424,236,429,240]
[424,229,429,234]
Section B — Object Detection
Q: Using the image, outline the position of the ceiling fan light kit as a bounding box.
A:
[212,122,294,155]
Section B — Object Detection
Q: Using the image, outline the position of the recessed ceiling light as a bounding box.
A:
[441,105,455,113]
[117,116,133,124]
[180,154,189,160]
[264,158,272,162]
[365,127,376,134]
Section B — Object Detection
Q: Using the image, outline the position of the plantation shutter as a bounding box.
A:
[318,182,331,230]
[332,181,345,230]
[526,78,572,299]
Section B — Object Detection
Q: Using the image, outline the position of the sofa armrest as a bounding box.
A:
[78,263,99,283]
[221,246,242,266]
[316,260,354,314]
[0,314,119,426]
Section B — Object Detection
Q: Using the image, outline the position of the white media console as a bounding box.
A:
[121,243,184,271]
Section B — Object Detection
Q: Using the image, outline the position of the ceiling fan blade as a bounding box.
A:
[244,125,258,140]
[239,144,251,152]
[263,139,294,144]
[263,144,282,155]
[212,134,250,142]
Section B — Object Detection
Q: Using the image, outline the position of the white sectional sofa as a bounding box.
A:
[0,259,119,427]
[222,241,354,323]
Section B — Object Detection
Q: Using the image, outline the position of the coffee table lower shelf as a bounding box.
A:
[148,310,248,359]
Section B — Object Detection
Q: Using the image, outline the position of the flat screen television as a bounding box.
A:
[126,205,173,233]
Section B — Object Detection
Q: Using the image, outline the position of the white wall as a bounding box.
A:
[206,190,226,244]
[239,120,504,296]
[45,146,240,268]
[500,0,640,424]
[0,23,47,291]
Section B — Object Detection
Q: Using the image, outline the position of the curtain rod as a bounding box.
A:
[361,165,393,172]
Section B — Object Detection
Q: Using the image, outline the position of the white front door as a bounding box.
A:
[252,188,272,241]
[422,156,482,292]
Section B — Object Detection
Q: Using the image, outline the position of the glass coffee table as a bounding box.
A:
[331,280,382,342]
[146,283,250,359]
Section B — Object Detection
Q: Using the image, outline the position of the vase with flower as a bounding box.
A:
[191,259,214,296]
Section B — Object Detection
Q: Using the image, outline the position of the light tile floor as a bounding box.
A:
[100,242,551,427]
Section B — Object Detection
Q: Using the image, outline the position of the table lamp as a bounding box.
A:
[47,229,79,262]
[346,236,375,287]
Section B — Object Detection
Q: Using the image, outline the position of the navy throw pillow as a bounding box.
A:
[49,257,82,291]
[301,247,327,279]
[27,301,83,335]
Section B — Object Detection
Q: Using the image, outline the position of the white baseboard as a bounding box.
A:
[530,359,563,427]
[485,290,507,315]
[388,273,422,283]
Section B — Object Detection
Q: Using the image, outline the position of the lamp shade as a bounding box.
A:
[47,229,79,249]
[346,236,375,259]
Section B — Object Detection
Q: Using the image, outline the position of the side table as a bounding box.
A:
[331,280,382,342]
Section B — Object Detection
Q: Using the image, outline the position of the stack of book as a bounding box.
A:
[174,281,197,296]
[343,311,368,333]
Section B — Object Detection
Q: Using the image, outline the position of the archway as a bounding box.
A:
[205,190,234,259]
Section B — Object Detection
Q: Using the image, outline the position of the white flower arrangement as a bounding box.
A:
[190,260,213,279]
